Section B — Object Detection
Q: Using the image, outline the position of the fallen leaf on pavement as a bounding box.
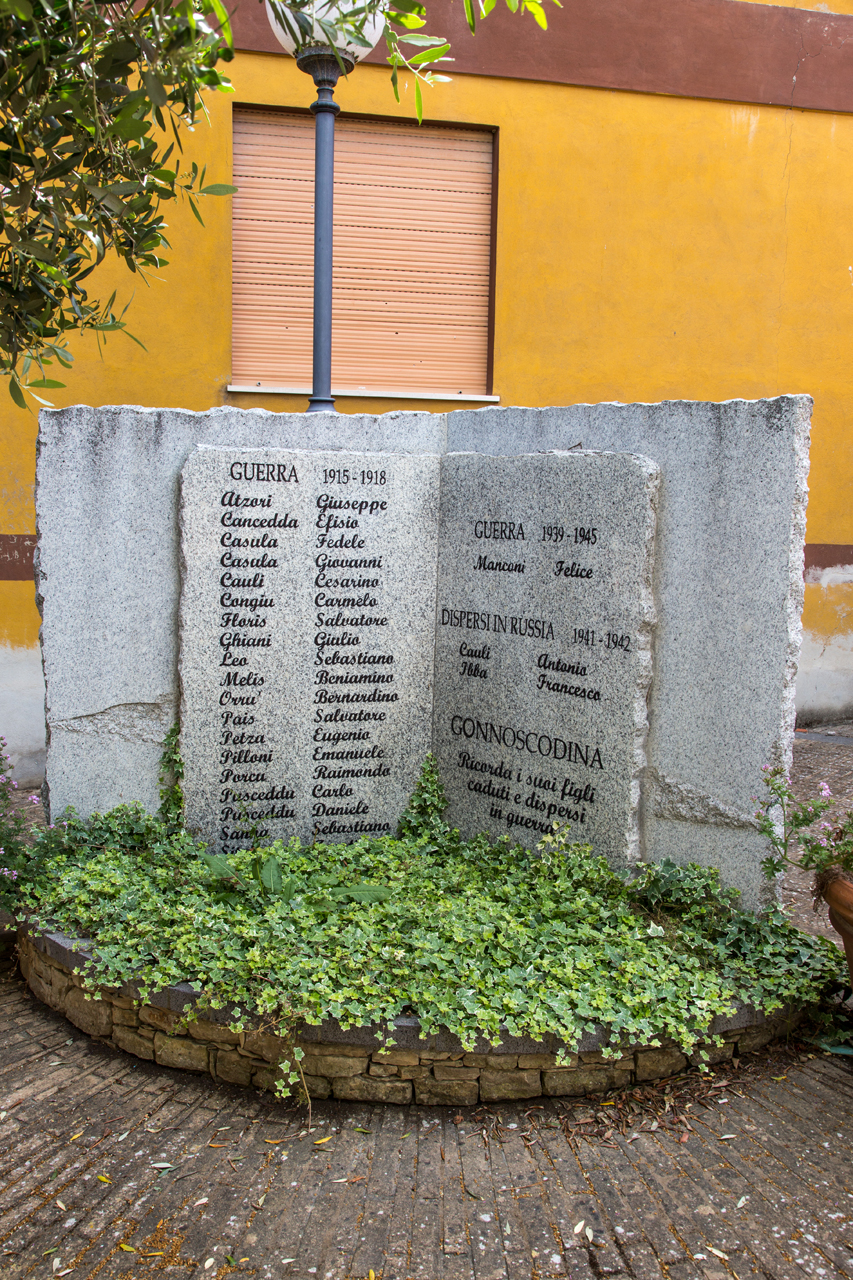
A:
[119,1244,136,1252]
[194,1198,209,1207]
[55,1200,66,1211]
[709,1247,729,1260]
[97,1175,111,1183]
[313,1135,332,1145]
[573,1220,585,1234]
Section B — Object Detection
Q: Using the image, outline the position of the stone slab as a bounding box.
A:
[179,447,439,850]
[446,398,810,906]
[432,450,658,863]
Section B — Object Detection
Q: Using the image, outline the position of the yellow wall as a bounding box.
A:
[4,48,853,718]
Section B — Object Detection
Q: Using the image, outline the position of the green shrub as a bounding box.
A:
[11,758,844,1059]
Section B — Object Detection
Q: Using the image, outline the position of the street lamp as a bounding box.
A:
[266,2,385,412]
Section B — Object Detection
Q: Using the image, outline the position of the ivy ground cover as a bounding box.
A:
[9,773,844,1058]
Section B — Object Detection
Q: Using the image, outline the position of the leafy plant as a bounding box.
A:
[11,758,843,1095]
[157,723,184,825]
[0,0,238,406]
[0,736,41,912]
[756,763,853,881]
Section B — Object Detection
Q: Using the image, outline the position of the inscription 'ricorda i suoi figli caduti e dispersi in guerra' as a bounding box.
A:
[179,447,659,866]
[179,449,440,854]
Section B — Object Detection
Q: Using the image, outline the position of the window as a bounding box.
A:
[231,108,495,397]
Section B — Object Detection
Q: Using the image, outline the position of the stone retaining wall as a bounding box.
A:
[17,932,803,1105]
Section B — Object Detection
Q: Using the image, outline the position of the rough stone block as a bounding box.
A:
[137,1026,156,1040]
[154,1032,209,1073]
[579,1051,633,1067]
[333,1076,412,1104]
[414,1077,479,1107]
[479,1070,542,1101]
[304,1074,332,1099]
[188,1018,239,1046]
[462,1054,518,1070]
[27,966,61,1011]
[688,1041,734,1067]
[113,1024,155,1062]
[296,1040,371,1057]
[63,986,112,1038]
[369,1063,399,1077]
[433,1064,480,1081]
[542,1067,631,1096]
[302,1053,368,1078]
[735,1025,778,1054]
[634,1048,687,1081]
[371,1049,420,1066]
[111,1007,140,1027]
[242,1031,285,1061]
[139,1005,185,1035]
[518,1053,566,1070]
[400,1066,431,1080]
[215,1049,255,1086]
[252,1064,287,1094]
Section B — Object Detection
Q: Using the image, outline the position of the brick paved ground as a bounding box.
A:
[2,955,853,1280]
[2,738,853,1279]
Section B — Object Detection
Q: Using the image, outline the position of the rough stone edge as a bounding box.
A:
[21,924,803,1058]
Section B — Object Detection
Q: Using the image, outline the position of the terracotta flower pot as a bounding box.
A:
[820,873,853,987]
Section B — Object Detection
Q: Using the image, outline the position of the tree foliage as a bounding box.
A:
[0,0,558,405]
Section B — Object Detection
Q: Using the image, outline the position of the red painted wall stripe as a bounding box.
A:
[0,534,36,581]
[232,0,853,115]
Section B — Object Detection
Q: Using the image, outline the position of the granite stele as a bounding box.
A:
[36,397,810,906]
[180,448,440,851]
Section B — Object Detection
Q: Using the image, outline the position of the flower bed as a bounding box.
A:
[6,751,844,1106]
[18,928,805,1104]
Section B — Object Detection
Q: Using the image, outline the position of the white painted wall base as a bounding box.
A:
[0,645,46,786]
[795,630,853,725]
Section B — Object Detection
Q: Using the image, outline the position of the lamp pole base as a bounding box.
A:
[306,395,337,413]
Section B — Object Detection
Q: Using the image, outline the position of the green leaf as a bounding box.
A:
[206,0,233,46]
[398,33,448,46]
[261,856,283,894]
[25,379,64,389]
[463,0,476,32]
[199,184,238,196]
[140,68,168,109]
[415,77,424,123]
[409,43,451,65]
[9,379,27,409]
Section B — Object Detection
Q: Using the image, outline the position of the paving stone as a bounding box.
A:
[4,946,853,1280]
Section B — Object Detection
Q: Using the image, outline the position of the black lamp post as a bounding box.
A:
[265,2,385,413]
[295,45,353,413]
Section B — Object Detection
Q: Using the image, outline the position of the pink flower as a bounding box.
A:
[28,795,39,805]
[819,782,832,798]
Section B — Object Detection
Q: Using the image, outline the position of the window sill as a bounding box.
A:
[226,384,500,403]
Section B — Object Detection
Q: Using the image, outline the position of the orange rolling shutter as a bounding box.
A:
[231,108,494,395]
